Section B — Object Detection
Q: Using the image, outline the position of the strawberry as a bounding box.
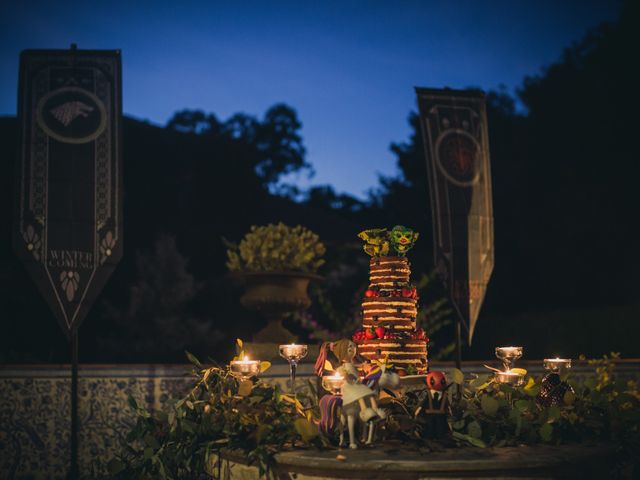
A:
[401,288,413,298]
[375,326,386,339]
[364,327,377,340]
[364,289,376,298]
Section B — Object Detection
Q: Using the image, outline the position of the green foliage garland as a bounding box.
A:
[107,351,322,479]
[447,353,639,452]
[107,352,639,479]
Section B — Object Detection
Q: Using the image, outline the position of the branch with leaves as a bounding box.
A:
[106,341,323,479]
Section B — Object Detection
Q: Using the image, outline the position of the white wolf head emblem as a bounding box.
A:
[50,101,94,126]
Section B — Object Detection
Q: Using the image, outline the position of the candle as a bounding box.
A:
[279,343,308,363]
[543,358,572,372]
[229,356,261,379]
[321,373,345,395]
[494,370,524,386]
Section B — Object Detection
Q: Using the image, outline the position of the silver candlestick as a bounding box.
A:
[495,346,523,372]
[279,344,308,393]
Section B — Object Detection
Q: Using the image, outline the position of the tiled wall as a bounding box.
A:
[0,363,311,479]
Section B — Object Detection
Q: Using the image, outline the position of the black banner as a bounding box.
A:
[14,48,123,337]
[416,87,494,344]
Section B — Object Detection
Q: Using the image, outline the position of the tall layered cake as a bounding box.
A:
[353,226,428,375]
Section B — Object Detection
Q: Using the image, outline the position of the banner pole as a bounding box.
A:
[454,316,462,370]
[69,330,79,480]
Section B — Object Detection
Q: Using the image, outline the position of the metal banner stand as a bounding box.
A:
[69,330,79,480]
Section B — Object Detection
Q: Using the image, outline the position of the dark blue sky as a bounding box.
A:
[1,1,621,198]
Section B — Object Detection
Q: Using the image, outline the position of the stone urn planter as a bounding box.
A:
[236,271,323,343]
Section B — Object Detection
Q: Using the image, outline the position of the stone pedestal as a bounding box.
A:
[211,443,617,479]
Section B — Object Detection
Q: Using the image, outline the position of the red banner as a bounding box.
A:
[416,87,494,344]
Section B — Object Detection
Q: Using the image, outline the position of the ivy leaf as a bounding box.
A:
[259,361,271,373]
[450,368,464,385]
[453,431,487,448]
[185,351,202,368]
[452,419,466,430]
[523,378,540,397]
[547,406,561,423]
[470,374,492,391]
[294,418,319,441]
[481,395,499,416]
[182,419,197,433]
[255,424,271,443]
[143,447,154,460]
[107,458,125,474]
[511,410,523,436]
[144,434,160,449]
[127,395,138,411]
[539,423,553,442]
[467,420,482,438]
[563,390,576,405]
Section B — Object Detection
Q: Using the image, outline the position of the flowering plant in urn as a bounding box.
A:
[225,222,325,273]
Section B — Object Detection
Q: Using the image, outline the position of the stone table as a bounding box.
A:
[214,442,617,479]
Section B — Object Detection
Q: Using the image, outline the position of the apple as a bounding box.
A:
[375,326,386,339]
[364,328,377,340]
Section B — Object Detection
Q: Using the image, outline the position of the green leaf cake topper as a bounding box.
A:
[358,225,419,257]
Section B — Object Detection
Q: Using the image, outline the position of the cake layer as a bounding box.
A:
[369,256,411,286]
[362,297,417,329]
[370,256,410,268]
[362,322,414,330]
[363,298,416,311]
[357,338,428,373]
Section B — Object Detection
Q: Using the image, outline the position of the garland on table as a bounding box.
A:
[104,348,639,479]
[106,341,324,479]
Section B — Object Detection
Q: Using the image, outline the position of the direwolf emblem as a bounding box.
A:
[50,101,94,126]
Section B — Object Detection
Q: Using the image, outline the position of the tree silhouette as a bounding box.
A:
[166,103,311,189]
[98,235,223,361]
[371,2,639,336]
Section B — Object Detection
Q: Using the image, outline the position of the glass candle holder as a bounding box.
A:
[543,358,572,373]
[321,373,345,395]
[495,346,523,371]
[494,370,524,386]
[229,357,261,382]
[279,344,308,394]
